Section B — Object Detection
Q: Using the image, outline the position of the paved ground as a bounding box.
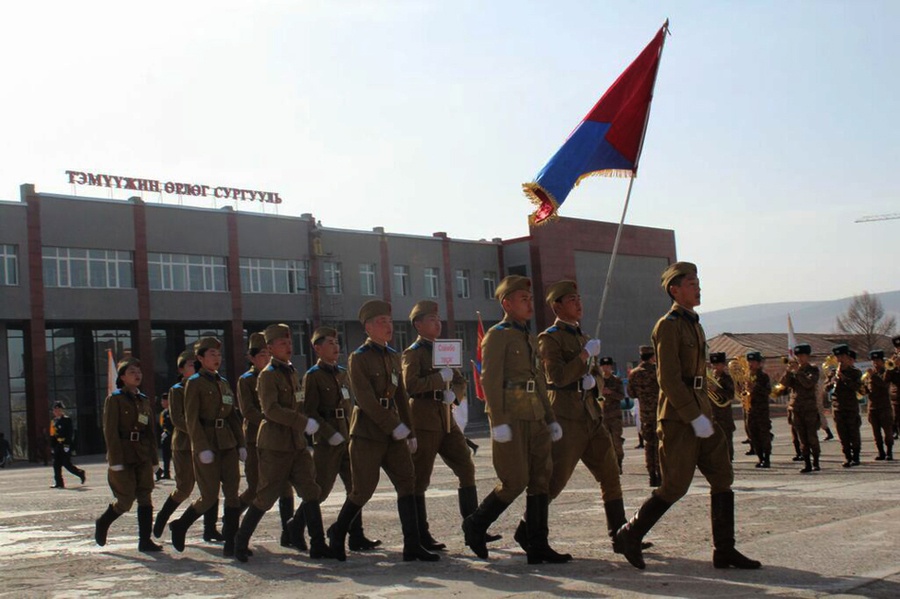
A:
[1,418,899,598]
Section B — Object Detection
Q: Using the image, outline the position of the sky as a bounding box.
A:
[1,0,897,312]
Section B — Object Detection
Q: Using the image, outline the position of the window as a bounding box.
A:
[455,323,468,352]
[148,253,227,292]
[456,269,470,299]
[393,265,409,297]
[360,263,377,296]
[7,329,27,457]
[323,262,342,295]
[239,258,309,294]
[394,322,409,351]
[424,267,440,298]
[42,247,133,289]
[483,271,497,299]
[0,245,17,286]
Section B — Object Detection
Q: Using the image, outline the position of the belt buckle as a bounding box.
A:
[526,380,536,393]
[130,431,140,442]
[215,418,225,428]
[380,398,390,409]
[335,408,345,419]
[693,376,703,390]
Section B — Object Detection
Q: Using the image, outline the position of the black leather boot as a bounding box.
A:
[813,453,821,471]
[414,494,446,551]
[875,440,886,460]
[222,507,241,556]
[525,494,571,564]
[514,517,528,552]
[800,455,812,474]
[328,499,362,561]
[153,496,180,539]
[348,511,382,551]
[286,503,308,552]
[304,501,336,560]
[462,490,510,559]
[852,449,861,466]
[95,504,121,547]
[398,495,439,562]
[234,505,265,563]
[138,505,163,552]
[711,491,761,569]
[279,495,295,548]
[458,486,501,543]
[170,505,202,552]
[842,447,853,468]
[887,445,894,461]
[614,493,672,570]
[203,500,224,542]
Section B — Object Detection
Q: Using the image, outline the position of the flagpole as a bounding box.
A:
[592,20,670,340]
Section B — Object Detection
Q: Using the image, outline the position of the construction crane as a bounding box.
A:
[856,213,900,223]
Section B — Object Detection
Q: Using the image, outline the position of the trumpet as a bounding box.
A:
[888,359,896,371]
[770,382,788,399]
[821,355,838,372]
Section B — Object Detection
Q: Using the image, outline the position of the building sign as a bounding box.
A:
[432,339,463,368]
[65,170,282,204]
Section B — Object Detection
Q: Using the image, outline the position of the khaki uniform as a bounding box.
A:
[103,389,158,513]
[347,339,417,504]
[711,371,736,459]
[627,362,660,477]
[301,360,353,500]
[780,364,820,458]
[886,355,900,437]
[481,317,555,504]
[864,367,893,452]
[599,373,625,464]
[167,379,196,503]
[184,369,245,512]
[539,320,621,502]
[745,371,772,455]
[253,358,321,510]
[652,304,732,503]
[829,365,862,458]
[402,337,474,495]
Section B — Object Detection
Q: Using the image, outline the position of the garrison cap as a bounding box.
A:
[870,349,886,361]
[311,326,338,346]
[661,261,698,293]
[495,275,532,302]
[793,343,812,356]
[745,351,763,362]
[176,350,194,369]
[832,344,850,357]
[893,336,900,348]
[409,300,439,324]
[599,356,614,366]
[116,357,141,376]
[248,332,267,351]
[358,299,392,324]
[710,352,727,364]
[546,280,578,305]
[264,324,291,343]
[195,337,222,354]
[639,345,654,356]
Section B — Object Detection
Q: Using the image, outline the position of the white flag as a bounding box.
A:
[787,315,797,357]
[107,349,117,396]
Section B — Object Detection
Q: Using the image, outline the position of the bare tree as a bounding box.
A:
[836,291,897,353]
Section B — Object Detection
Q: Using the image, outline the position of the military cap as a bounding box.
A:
[116,356,141,376]
[793,343,812,356]
[710,352,727,364]
[248,332,266,351]
[661,261,698,293]
[745,351,763,362]
[53,401,65,409]
[832,344,850,357]
[195,337,221,354]
[409,300,439,324]
[870,349,886,361]
[893,336,900,348]
[849,349,857,360]
[264,323,291,343]
[495,275,532,301]
[546,280,578,305]
[311,326,338,346]
[358,299,392,324]
[599,356,614,366]
[176,350,194,369]
[639,345,654,356]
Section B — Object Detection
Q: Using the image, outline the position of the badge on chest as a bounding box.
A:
[137,413,149,426]
[295,391,305,403]
[341,387,350,400]
[222,391,234,406]
[391,372,398,386]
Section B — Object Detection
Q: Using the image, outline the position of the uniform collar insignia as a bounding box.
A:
[553,319,582,336]
[200,368,220,381]
[271,357,294,372]
[317,359,338,373]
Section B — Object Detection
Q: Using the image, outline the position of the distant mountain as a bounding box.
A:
[699,290,900,337]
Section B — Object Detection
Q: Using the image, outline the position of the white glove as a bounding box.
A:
[328,432,345,446]
[408,437,418,453]
[492,424,512,443]
[238,447,247,462]
[440,368,454,383]
[548,422,563,442]
[690,415,714,438]
[392,423,411,440]
[304,418,320,436]
[110,464,124,472]
[199,450,214,464]
[584,339,602,357]
[442,389,456,405]
[581,374,596,390]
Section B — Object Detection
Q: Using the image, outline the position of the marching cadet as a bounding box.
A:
[50,402,86,489]
[462,276,569,564]
[530,280,635,557]
[615,262,760,571]
[627,345,660,486]
[402,300,495,551]
[326,300,439,562]
[94,358,162,552]
[597,358,626,474]
[863,350,893,461]
[154,350,222,542]
[745,352,772,469]
[709,353,736,461]
[233,324,334,562]
[779,344,821,473]
[295,326,381,552]
[169,337,246,555]
[237,332,295,548]
[889,336,900,440]
[156,394,173,481]
[826,344,863,467]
